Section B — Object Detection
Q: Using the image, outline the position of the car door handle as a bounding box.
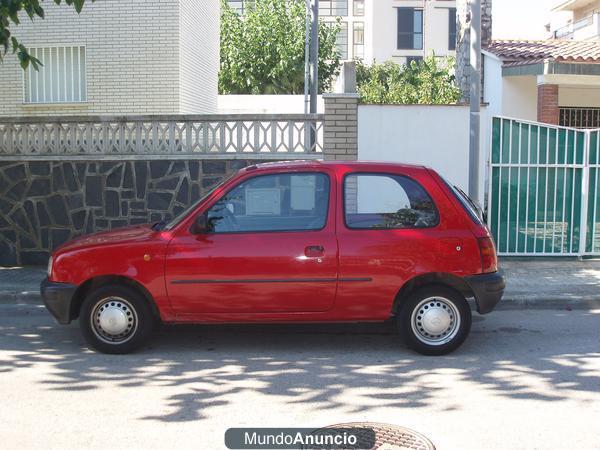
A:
[305,245,325,257]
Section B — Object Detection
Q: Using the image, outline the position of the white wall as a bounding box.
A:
[483,53,538,122]
[559,86,600,107]
[483,53,503,118]
[219,95,324,113]
[358,104,488,200]
[502,76,538,121]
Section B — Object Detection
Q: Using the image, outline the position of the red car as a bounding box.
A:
[41,161,504,355]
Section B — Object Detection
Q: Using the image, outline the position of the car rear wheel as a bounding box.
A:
[398,285,471,356]
[79,284,155,354]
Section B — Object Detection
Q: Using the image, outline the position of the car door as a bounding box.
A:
[335,171,444,318]
[165,170,338,314]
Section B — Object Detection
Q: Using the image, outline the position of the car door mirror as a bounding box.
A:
[190,213,209,235]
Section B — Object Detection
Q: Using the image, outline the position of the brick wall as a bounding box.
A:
[179,0,220,113]
[537,84,560,125]
[0,0,218,117]
[322,94,359,161]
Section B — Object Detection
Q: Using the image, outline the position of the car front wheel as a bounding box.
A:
[398,285,472,356]
[79,284,155,354]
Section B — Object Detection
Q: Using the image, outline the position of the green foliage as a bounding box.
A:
[356,55,461,105]
[0,0,94,70]
[220,0,341,95]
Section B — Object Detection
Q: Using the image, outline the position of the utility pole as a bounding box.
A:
[469,0,481,204]
[309,0,319,114]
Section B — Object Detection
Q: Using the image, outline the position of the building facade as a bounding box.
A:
[367,0,457,65]
[0,0,220,117]
[483,40,600,127]
[550,0,600,40]
[227,0,457,65]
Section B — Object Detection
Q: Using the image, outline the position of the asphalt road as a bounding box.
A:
[0,304,599,450]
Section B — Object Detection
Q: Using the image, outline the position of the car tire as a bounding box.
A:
[398,285,471,356]
[79,284,156,354]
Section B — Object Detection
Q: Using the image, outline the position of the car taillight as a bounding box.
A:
[478,237,498,273]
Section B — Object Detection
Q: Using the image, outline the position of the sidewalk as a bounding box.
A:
[498,258,600,310]
[1,259,599,310]
[0,266,46,303]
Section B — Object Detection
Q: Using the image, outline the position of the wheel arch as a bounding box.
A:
[391,272,474,317]
[69,275,160,322]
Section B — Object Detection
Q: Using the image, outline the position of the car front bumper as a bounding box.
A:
[465,269,506,314]
[40,277,78,324]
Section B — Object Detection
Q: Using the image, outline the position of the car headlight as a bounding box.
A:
[47,256,53,278]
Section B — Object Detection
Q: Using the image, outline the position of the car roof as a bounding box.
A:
[240,160,429,173]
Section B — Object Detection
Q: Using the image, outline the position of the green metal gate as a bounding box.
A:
[488,117,600,256]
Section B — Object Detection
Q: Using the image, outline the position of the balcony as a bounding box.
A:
[553,12,600,39]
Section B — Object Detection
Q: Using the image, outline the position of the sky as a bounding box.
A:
[492,0,564,40]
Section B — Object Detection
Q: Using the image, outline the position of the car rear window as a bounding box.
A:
[344,173,439,229]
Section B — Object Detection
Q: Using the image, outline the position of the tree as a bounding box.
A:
[220,0,341,95]
[0,0,94,70]
[356,55,461,104]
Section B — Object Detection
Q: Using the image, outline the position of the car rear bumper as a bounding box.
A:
[465,269,505,314]
[40,277,77,325]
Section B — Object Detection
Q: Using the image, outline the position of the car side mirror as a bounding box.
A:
[190,213,209,235]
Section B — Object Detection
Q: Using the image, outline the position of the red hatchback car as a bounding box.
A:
[41,161,504,355]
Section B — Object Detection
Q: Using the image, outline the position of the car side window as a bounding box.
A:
[344,173,439,229]
[206,172,330,233]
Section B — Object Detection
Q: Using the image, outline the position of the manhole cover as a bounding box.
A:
[306,422,435,450]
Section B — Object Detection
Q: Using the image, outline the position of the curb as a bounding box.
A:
[492,297,600,311]
[1,290,599,311]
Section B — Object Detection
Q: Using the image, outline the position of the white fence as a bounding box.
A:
[0,114,324,160]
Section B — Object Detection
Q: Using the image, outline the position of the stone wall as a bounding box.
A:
[0,102,355,267]
[0,159,274,266]
[455,0,493,102]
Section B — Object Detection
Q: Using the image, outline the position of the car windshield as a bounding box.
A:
[160,174,234,231]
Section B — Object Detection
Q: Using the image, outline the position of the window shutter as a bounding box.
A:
[397,8,414,49]
[449,8,457,51]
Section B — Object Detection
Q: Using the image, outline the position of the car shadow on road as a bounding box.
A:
[1,308,599,422]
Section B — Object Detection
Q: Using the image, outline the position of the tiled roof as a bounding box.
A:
[485,39,600,66]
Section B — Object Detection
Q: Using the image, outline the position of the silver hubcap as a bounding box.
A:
[411,296,461,346]
[91,297,138,344]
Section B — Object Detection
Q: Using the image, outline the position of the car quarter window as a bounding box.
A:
[206,172,330,233]
[344,173,439,229]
